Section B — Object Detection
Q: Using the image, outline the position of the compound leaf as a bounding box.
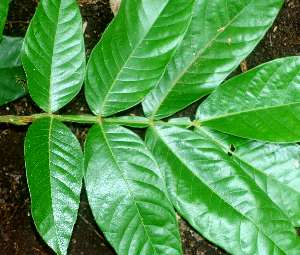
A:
[0,0,8,39]
[0,36,27,106]
[196,127,300,227]
[142,0,284,120]
[84,122,182,255]
[146,125,300,254]
[85,0,196,117]
[196,56,300,143]
[24,117,84,255]
[21,0,85,113]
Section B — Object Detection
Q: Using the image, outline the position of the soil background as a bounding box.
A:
[1,0,300,254]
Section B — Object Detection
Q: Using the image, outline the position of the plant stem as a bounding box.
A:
[0,114,195,127]
[54,114,99,124]
[0,114,99,125]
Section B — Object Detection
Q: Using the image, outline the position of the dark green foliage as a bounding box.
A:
[2,0,300,254]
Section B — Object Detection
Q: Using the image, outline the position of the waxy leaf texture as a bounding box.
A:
[85,0,196,117]
[146,125,300,254]
[142,0,284,120]
[24,117,84,255]
[21,0,85,113]
[0,36,27,106]
[197,127,300,227]
[196,56,300,143]
[84,122,182,255]
[18,0,300,254]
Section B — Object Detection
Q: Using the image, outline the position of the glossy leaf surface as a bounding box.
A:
[21,0,85,113]
[196,127,300,227]
[0,0,8,39]
[24,117,84,255]
[196,56,300,143]
[0,36,27,106]
[146,125,300,254]
[84,122,182,255]
[85,0,195,117]
[142,0,284,120]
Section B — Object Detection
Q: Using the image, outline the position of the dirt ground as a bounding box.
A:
[0,0,300,254]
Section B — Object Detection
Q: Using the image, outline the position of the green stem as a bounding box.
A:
[54,114,99,124]
[0,114,195,127]
[0,114,99,125]
[104,118,150,125]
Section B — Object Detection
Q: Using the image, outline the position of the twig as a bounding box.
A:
[6,21,30,24]
[0,198,30,229]
[0,206,18,229]
[78,213,105,241]
[32,247,45,254]
[14,243,18,255]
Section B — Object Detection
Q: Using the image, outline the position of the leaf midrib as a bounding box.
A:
[198,126,300,199]
[198,100,300,123]
[100,122,158,254]
[150,0,256,120]
[152,124,288,254]
[49,0,63,114]
[48,117,61,253]
[98,1,169,117]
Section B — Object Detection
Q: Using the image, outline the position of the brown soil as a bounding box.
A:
[0,0,300,254]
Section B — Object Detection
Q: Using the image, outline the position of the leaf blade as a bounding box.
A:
[85,0,196,117]
[142,0,284,120]
[21,0,85,113]
[0,36,28,106]
[84,122,182,255]
[24,117,84,255]
[196,56,300,143]
[0,0,8,39]
[197,127,300,227]
[146,124,300,254]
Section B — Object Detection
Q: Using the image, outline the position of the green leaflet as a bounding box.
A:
[146,125,300,254]
[142,0,284,120]
[0,0,8,39]
[196,56,300,143]
[24,117,84,255]
[0,36,27,106]
[84,122,182,255]
[195,127,300,227]
[21,0,85,113]
[85,0,196,117]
